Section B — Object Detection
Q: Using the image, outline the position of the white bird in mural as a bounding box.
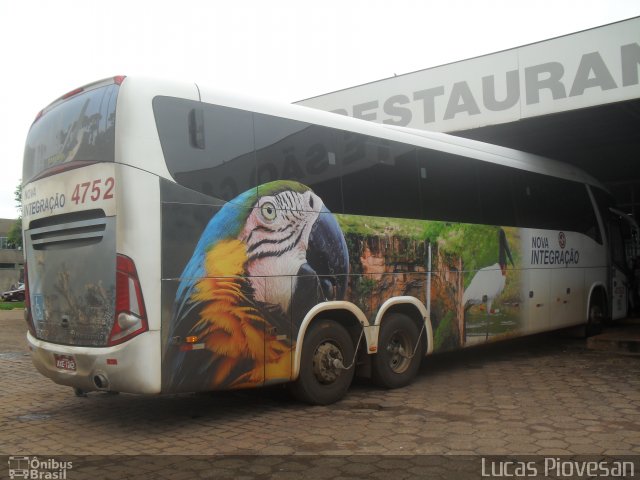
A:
[463,229,514,314]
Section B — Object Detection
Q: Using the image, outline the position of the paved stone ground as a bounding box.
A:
[1,308,639,478]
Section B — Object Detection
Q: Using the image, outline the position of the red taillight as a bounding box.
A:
[108,254,148,346]
[32,109,44,125]
[61,87,84,99]
[113,75,126,85]
[24,263,36,336]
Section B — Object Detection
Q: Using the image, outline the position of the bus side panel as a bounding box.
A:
[162,190,531,391]
[159,179,224,393]
[160,179,338,393]
[115,164,163,392]
[522,229,587,330]
[159,178,608,393]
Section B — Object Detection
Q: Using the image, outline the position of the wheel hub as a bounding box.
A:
[590,304,603,323]
[386,332,411,373]
[312,342,344,384]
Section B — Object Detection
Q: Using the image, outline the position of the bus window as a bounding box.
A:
[608,209,640,269]
[549,179,600,242]
[253,115,342,212]
[475,162,517,227]
[592,187,615,240]
[24,83,118,182]
[339,134,420,219]
[417,148,481,224]
[153,97,256,200]
[513,171,600,241]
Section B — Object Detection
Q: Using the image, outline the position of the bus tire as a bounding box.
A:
[290,319,355,405]
[586,296,606,337]
[372,313,423,389]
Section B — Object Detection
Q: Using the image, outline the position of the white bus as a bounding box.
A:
[22,76,634,405]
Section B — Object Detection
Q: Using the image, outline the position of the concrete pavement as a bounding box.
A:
[1,307,639,478]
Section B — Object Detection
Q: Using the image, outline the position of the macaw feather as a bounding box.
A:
[212,357,238,386]
[230,367,265,389]
[197,303,259,357]
[205,239,246,276]
[193,279,242,302]
[196,310,243,337]
[184,234,293,388]
[205,332,244,357]
[266,338,290,362]
[240,321,265,359]
[265,339,293,379]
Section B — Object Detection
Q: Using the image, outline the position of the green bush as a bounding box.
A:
[0,301,25,310]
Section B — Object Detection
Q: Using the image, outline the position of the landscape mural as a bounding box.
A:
[336,215,523,350]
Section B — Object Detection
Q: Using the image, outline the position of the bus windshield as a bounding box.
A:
[23,83,119,183]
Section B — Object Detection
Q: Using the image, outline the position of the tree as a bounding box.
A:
[7,182,22,249]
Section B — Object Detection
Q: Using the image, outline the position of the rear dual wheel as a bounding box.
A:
[372,313,423,389]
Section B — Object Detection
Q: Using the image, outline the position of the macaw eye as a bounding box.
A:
[260,202,277,221]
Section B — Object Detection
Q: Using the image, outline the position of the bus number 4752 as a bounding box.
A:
[71,177,114,204]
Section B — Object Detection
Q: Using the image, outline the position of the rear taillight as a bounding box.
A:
[23,263,36,336]
[108,254,148,346]
[32,110,44,125]
[61,86,84,99]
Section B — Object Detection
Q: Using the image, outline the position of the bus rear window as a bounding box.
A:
[23,84,119,182]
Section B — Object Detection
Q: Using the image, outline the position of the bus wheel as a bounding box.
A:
[586,299,605,337]
[372,313,423,389]
[290,319,355,405]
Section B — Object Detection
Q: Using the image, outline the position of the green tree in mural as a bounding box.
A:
[423,222,498,283]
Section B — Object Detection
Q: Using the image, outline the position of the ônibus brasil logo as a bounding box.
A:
[8,456,72,479]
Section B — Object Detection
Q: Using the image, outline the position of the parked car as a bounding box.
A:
[1,283,25,302]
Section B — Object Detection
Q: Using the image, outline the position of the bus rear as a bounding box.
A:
[22,77,160,394]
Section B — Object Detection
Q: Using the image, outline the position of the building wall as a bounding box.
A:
[297,17,640,134]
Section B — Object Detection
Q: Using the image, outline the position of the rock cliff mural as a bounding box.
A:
[336,215,522,351]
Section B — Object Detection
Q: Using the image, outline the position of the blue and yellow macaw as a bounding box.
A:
[165,180,348,391]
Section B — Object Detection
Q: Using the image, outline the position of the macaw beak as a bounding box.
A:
[306,206,349,300]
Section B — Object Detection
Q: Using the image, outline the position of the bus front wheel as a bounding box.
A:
[290,319,355,405]
[586,298,605,337]
[372,313,423,389]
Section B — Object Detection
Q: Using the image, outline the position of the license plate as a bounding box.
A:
[54,354,77,371]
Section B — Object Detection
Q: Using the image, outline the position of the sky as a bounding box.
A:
[1,0,639,219]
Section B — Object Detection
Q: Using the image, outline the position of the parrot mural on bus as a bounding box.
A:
[164,181,349,391]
